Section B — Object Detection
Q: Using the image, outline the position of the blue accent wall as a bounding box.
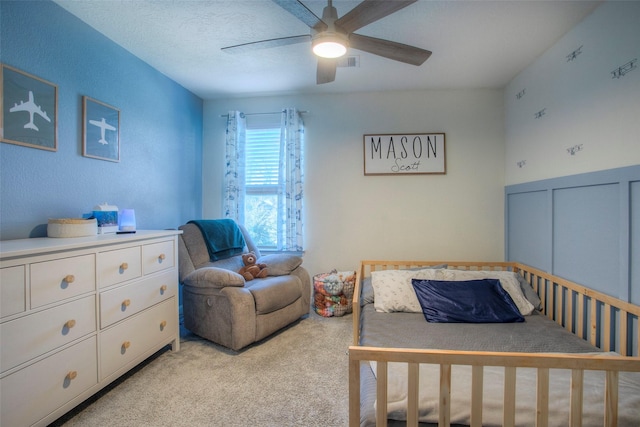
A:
[505,165,640,304]
[0,0,203,240]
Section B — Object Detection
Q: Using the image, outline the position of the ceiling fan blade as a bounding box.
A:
[271,0,328,32]
[317,58,337,84]
[349,33,431,66]
[335,0,417,34]
[222,35,311,54]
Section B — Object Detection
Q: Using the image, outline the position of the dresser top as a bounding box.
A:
[0,230,182,260]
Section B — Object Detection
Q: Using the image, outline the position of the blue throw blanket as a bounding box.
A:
[188,219,246,261]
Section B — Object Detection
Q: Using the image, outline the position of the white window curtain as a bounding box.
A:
[223,111,246,224]
[223,108,304,252]
[280,108,304,252]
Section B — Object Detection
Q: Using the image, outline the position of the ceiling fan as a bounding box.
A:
[221,0,432,84]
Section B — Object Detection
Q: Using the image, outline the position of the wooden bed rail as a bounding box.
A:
[348,346,640,427]
[516,264,640,357]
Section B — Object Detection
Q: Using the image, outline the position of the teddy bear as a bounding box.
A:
[238,252,268,281]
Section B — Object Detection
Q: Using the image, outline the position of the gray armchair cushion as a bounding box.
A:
[247,276,302,315]
[258,254,303,276]
[182,267,245,289]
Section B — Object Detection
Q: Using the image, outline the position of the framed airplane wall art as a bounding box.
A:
[82,96,120,162]
[1,64,58,151]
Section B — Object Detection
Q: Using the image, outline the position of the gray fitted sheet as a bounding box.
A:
[360,303,598,353]
[358,302,600,427]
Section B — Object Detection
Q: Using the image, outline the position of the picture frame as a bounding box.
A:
[363,133,446,175]
[82,96,120,162]
[1,64,58,151]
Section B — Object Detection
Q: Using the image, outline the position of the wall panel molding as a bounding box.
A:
[505,165,640,303]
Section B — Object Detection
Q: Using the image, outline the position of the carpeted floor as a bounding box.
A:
[51,311,352,427]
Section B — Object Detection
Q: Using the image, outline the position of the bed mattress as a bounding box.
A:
[358,303,602,427]
[359,303,598,353]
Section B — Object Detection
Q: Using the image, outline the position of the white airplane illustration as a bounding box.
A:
[89,117,116,145]
[9,91,51,131]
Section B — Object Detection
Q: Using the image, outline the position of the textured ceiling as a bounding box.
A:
[54,0,602,99]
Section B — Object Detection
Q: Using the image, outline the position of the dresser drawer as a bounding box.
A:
[100,297,177,380]
[98,246,141,288]
[30,254,96,308]
[1,295,96,373]
[142,240,175,275]
[99,270,177,329]
[1,336,98,427]
[1,265,26,318]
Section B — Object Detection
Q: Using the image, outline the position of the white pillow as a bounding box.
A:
[372,268,446,312]
[371,268,535,316]
[438,270,535,316]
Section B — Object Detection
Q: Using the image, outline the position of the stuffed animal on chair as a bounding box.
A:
[238,252,268,281]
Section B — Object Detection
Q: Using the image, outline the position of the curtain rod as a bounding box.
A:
[219,110,308,118]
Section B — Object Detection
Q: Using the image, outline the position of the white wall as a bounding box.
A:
[203,89,504,276]
[505,1,640,185]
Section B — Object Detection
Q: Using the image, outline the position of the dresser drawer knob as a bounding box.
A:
[122,299,131,308]
[120,262,129,271]
[160,284,168,293]
[160,320,167,330]
[65,319,76,329]
[122,341,131,350]
[64,275,75,284]
[66,371,78,381]
[158,253,166,261]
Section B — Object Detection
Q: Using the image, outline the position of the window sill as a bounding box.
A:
[259,249,305,257]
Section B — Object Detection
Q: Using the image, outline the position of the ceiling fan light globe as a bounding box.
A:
[313,41,347,58]
[312,31,348,59]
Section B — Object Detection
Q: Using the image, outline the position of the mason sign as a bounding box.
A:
[363,133,446,175]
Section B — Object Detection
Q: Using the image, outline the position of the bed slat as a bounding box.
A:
[604,303,612,351]
[439,364,451,427]
[503,366,516,427]
[348,357,361,427]
[376,361,388,427]
[591,298,598,347]
[620,311,628,356]
[407,363,419,426]
[470,366,483,427]
[570,369,584,427]
[536,368,550,427]
[566,287,574,333]
[605,370,619,427]
[577,293,585,339]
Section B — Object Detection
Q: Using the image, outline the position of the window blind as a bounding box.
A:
[245,128,280,187]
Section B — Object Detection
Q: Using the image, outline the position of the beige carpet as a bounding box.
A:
[52,311,352,427]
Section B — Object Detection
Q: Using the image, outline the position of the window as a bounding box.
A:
[223,110,304,252]
[244,125,281,249]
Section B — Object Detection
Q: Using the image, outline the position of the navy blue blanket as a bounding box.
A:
[188,219,246,261]
[412,278,524,323]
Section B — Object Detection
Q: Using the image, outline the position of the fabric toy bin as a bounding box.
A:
[313,270,356,317]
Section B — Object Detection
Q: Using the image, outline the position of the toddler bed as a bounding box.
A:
[348,261,640,426]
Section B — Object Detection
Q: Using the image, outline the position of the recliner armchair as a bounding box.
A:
[178,220,311,351]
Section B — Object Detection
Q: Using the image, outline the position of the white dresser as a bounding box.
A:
[0,230,181,427]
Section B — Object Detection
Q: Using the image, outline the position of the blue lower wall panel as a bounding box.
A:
[553,183,619,295]
[506,165,639,303]
[506,190,549,270]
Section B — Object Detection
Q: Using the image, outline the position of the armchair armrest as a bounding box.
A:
[182,267,245,289]
[258,254,303,276]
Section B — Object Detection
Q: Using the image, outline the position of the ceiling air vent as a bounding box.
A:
[337,55,360,68]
